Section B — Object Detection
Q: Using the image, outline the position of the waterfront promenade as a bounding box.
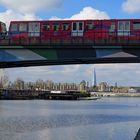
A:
[93,92,140,97]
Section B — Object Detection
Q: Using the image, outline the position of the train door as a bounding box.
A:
[28,22,40,37]
[118,21,130,36]
[72,22,84,36]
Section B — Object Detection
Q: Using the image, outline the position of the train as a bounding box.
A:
[1,19,140,45]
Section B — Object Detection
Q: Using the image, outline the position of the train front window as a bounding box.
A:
[52,23,60,31]
[42,23,50,31]
[62,23,70,31]
[11,23,18,32]
[19,23,27,32]
[133,22,140,30]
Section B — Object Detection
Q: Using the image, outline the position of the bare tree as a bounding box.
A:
[14,78,25,90]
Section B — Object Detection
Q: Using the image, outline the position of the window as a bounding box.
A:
[28,22,40,37]
[42,23,50,31]
[109,22,115,32]
[28,22,40,32]
[52,23,60,31]
[86,22,94,30]
[11,23,18,31]
[73,23,77,31]
[118,22,124,30]
[125,22,130,30]
[118,21,130,31]
[62,23,70,30]
[19,23,27,32]
[133,22,140,30]
[79,22,83,30]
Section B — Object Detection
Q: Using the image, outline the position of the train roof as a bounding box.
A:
[9,19,140,23]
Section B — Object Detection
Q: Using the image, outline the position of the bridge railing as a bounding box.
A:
[0,31,140,46]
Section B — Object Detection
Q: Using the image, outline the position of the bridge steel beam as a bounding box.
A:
[0,45,140,68]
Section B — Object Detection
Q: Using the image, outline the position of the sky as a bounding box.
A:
[0,0,140,86]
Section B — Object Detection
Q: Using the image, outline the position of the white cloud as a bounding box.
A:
[70,7,109,20]
[7,63,140,86]
[0,0,63,26]
[0,10,39,27]
[49,16,62,20]
[90,64,140,86]
[51,7,110,20]
[62,65,81,73]
[7,65,82,83]
[122,0,140,13]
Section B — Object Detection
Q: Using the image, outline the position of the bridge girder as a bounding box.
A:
[0,45,140,68]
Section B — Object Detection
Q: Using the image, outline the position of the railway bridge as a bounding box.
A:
[0,37,140,68]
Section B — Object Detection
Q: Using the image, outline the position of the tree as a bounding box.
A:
[35,79,46,90]
[14,78,25,90]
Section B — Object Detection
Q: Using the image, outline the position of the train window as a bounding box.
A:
[42,23,50,31]
[62,23,70,30]
[86,22,94,30]
[19,23,27,32]
[73,23,77,31]
[28,22,40,31]
[133,22,140,30]
[52,23,60,31]
[118,21,130,31]
[110,23,115,30]
[109,22,115,32]
[11,23,18,31]
[79,22,83,31]
[28,22,40,36]
[118,22,124,30]
[125,21,130,30]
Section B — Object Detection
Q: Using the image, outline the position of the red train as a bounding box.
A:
[2,19,140,44]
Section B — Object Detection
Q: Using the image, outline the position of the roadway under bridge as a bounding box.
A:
[0,39,140,68]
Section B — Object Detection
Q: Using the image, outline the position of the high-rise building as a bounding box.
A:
[92,68,97,87]
[115,82,118,88]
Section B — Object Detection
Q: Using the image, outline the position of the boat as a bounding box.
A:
[78,96,101,100]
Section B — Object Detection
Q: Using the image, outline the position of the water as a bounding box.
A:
[0,97,140,140]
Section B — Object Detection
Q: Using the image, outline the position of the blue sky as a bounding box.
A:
[35,0,140,19]
[0,0,140,86]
